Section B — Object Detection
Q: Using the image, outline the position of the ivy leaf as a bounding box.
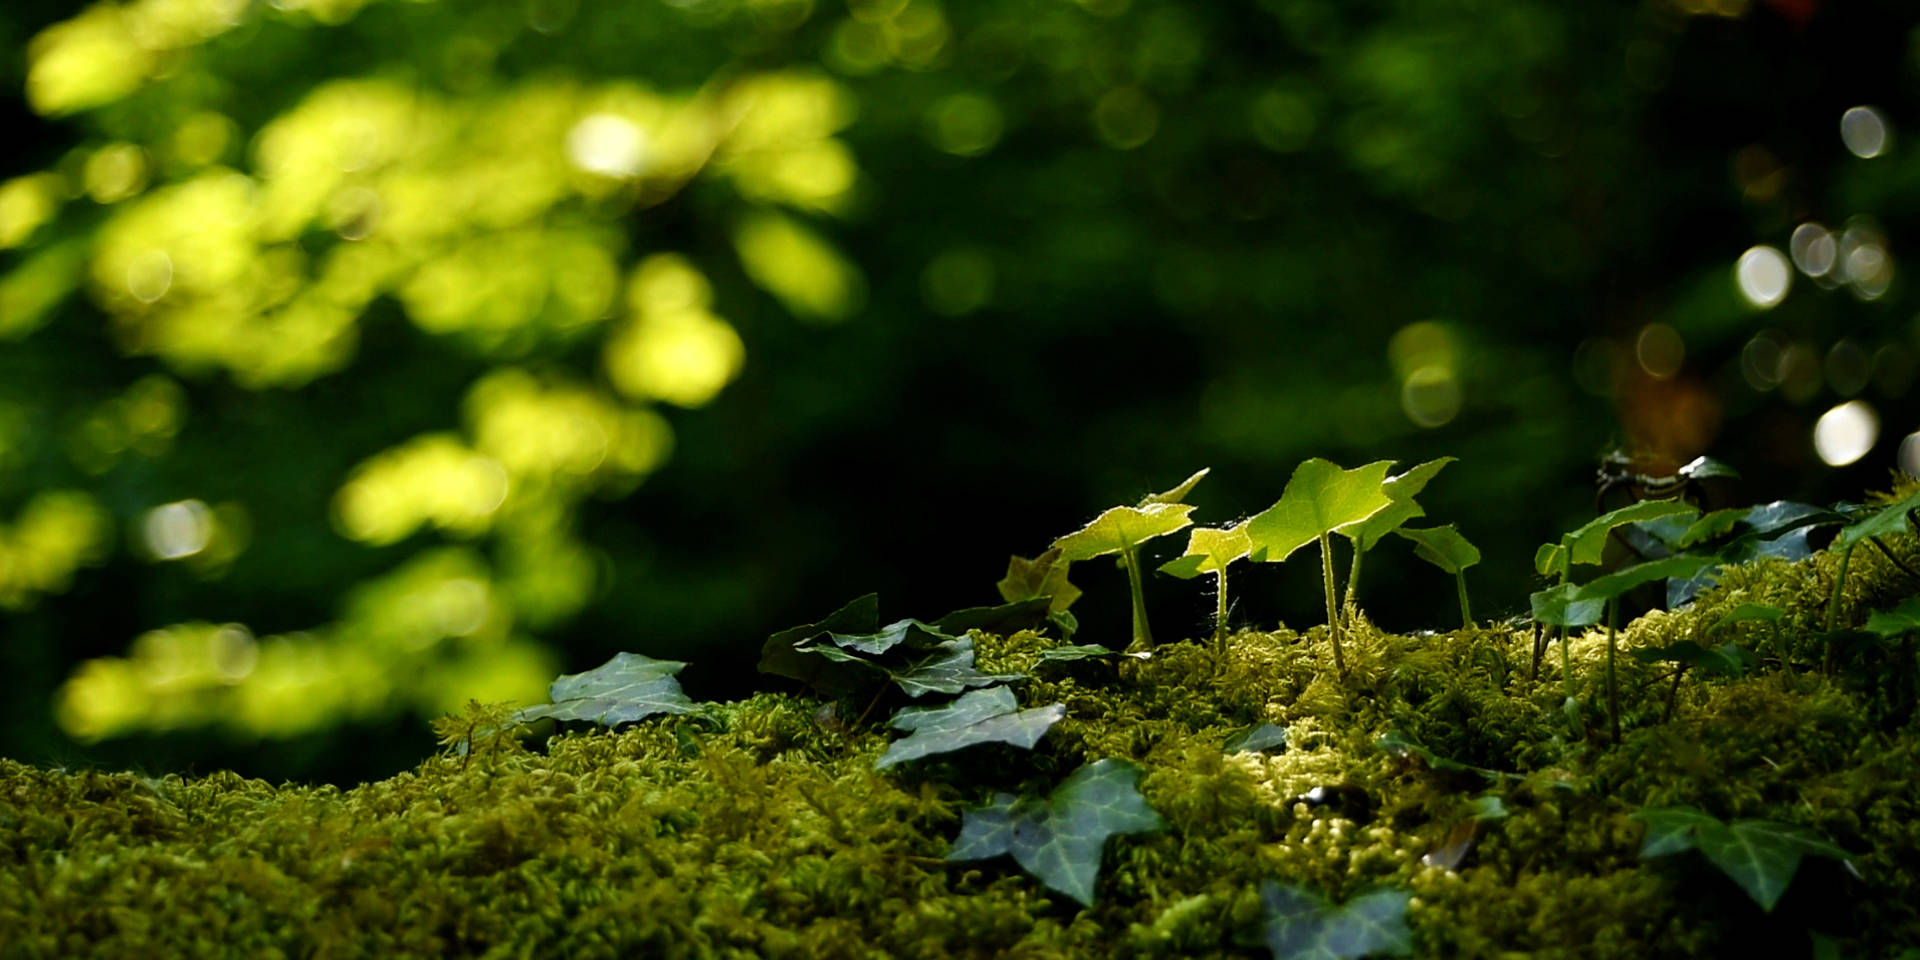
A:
[1345,457,1456,552]
[934,598,1054,636]
[875,685,1066,769]
[997,547,1082,614]
[1393,524,1480,574]
[1226,723,1290,754]
[757,593,881,691]
[1865,597,1920,638]
[1529,581,1603,628]
[947,758,1165,906]
[1676,508,1750,548]
[1629,640,1756,676]
[1837,488,1920,547]
[1052,501,1197,562]
[1247,459,1395,564]
[889,640,1025,697]
[1140,467,1211,505]
[826,617,959,656]
[514,652,700,727]
[1375,730,1514,783]
[1714,604,1784,631]
[1159,522,1252,579]
[1631,805,1720,858]
[1257,883,1414,960]
[1536,499,1700,577]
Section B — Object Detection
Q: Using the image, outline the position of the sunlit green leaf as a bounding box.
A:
[1345,457,1454,551]
[1467,795,1508,822]
[997,547,1082,614]
[1258,882,1414,960]
[514,652,699,726]
[1553,499,1700,570]
[1140,467,1210,505]
[1571,554,1718,604]
[1052,501,1196,562]
[1837,489,1920,547]
[1676,508,1749,548]
[947,758,1165,906]
[876,686,1065,769]
[1394,524,1480,574]
[1159,522,1251,579]
[1246,459,1394,564]
[1529,581,1602,628]
[1865,597,1920,638]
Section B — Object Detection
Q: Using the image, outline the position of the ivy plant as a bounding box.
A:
[1051,469,1207,648]
[1246,459,1395,678]
[1632,805,1853,912]
[1394,524,1481,629]
[1338,457,1454,614]
[1257,882,1414,960]
[947,757,1165,906]
[1159,520,1253,648]
[875,686,1066,770]
[514,652,702,727]
[1571,553,1718,741]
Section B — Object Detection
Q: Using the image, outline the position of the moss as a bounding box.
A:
[5,525,1920,957]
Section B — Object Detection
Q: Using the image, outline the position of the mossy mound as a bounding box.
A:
[4,531,1919,958]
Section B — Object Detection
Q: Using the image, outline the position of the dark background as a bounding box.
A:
[2,0,1916,785]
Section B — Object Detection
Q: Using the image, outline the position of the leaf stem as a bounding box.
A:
[1605,600,1621,743]
[1346,546,1363,620]
[1122,541,1153,647]
[1454,572,1473,629]
[1319,532,1347,678]
[1826,543,1855,634]
[1213,568,1229,651]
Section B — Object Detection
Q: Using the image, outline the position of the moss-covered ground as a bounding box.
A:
[3,527,1918,959]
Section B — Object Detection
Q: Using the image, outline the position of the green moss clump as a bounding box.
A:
[4,524,1919,957]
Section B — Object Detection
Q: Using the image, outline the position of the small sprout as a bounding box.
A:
[1052,470,1208,647]
[514,652,702,728]
[1257,882,1414,960]
[1828,488,1920,633]
[1394,524,1481,628]
[947,758,1165,906]
[1247,459,1395,678]
[1572,554,1719,741]
[875,686,1065,770]
[1339,457,1455,612]
[1631,805,1853,912]
[1159,520,1252,647]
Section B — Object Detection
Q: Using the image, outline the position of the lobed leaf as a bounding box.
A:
[1552,499,1700,572]
[997,548,1082,614]
[876,686,1065,769]
[1247,459,1395,565]
[888,640,1025,697]
[1571,554,1719,604]
[1837,488,1920,547]
[1631,806,1852,911]
[1052,502,1197,562]
[1631,805,1720,858]
[1258,883,1414,960]
[1864,597,1920,638]
[1346,457,1456,552]
[947,758,1165,906]
[1394,524,1480,574]
[1529,581,1602,628]
[1140,467,1211,505]
[514,652,700,727]
[1160,522,1252,579]
[758,593,882,692]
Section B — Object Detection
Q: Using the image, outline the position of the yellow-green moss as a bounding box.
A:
[4,524,1919,957]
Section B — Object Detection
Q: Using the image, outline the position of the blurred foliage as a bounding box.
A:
[2,0,1919,782]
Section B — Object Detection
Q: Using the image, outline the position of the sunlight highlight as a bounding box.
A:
[1813,400,1878,467]
[1734,245,1790,308]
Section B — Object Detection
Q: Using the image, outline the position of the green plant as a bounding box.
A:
[946,758,1165,906]
[1338,457,1455,616]
[1246,459,1395,678]
[1394,524,1481,629]
[1632,806,1853,912]
[1257,883,1414,960]
[1051,469,1208,648]
[1159,520,1253,649]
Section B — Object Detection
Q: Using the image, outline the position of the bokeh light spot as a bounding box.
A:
[920,247,995,315]
[1740,331,1782,391]
[1813,400,1879,466]
[1899,431,1920,478]
[924,93,1004,157]
[1789,222,1835,277]
[125,249,173,303]
[566,113,647,178]
[1092,87,1159,150]
[1840,106,1889,159]
[1635,323,1684,379]
[1400,366,1462,427]
[1735,245,1790,308]
[142,499,213,560]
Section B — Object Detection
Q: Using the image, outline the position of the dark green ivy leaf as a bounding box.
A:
[933,597,1054,636]
[1837,488,1920,547]
[1258,883,1414,960]
[757,593,881,692]
[947,758,1165,906]
[515,652,700,727]
[875,685,1065,769]
[1631,806,1852,911]
[889,641,1025,697]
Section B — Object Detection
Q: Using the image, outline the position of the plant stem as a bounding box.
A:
[1605,600,1621,743]
[1319,532,1347,678]
[1122,541,1153,647]
[1826,543,1855,633]
[1454,572,1473,629]
[1558,624,1578,736]
[1346,545,1363,618]
[1664,663,1686,723]
[1213,568,1229,651]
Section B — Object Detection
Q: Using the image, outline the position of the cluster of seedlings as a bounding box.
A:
[6,458,1920,958]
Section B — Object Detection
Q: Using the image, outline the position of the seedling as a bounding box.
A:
[1246,459,1394,678]
[1572,554,1718,741]
[1051,469,1207,648]
[1395,523,1480,629]
[997,547,1083,637]
[1338,457,1455,614]
[1159,520,1253,648]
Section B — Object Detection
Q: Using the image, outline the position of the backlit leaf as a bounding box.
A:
[1529,581,1602,628]
[876,685,1066,769]
[1572,554,1719,604]
[947,758,1165,905]
[1676,508,1749,548]
[1346,457,1455,551]
[1864,597,1920,638]
[1559,499,1700,568]
[1394,524,1480,574]
[1052,501,1196,562]
[1258,883,1414,960]
[1246,459,1394,565]
[1159,522,1252,579]
[1140,467,1210,505]
[1837,489,1920,547]
[997,547,1082,614]
[1713,604,1784,631]
[514,652,699,726]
